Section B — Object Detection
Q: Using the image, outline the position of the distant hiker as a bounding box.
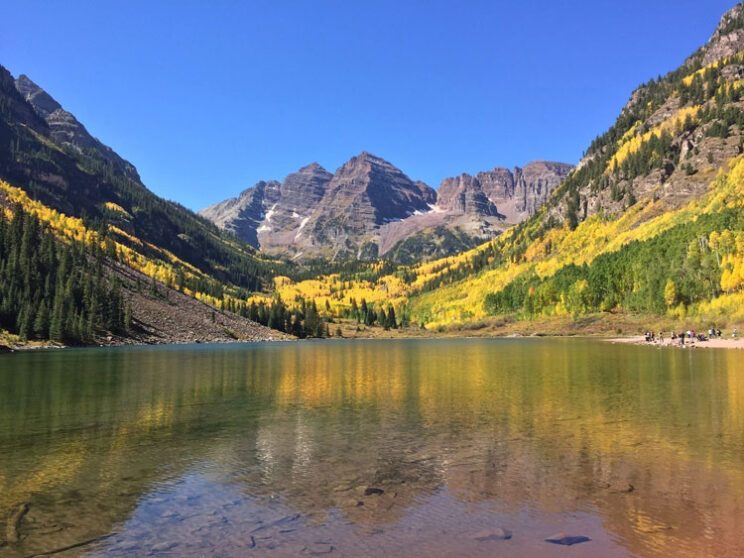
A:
[734,328,739,339]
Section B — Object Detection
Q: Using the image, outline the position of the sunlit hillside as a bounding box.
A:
[266,45,744,332]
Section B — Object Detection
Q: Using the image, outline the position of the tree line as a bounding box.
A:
[0,205,130,344]
[484,209,742,318]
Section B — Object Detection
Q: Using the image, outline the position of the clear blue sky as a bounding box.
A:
[1,1,736,210]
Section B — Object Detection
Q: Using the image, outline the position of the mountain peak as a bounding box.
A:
[296,162,331,176]
[703,2,744,65]
[711,2,744,39]
[200,152,569,262]
[15,74,62,119]
[352,151,390,166]
[13,72,140,182]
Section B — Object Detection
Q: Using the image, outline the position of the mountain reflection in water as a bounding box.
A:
[1,339,743,557]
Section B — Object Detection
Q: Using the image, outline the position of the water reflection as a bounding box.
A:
[1,339,743,556]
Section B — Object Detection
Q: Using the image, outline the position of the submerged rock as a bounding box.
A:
[473,527,512,541]
[545,533,591,546]
[6,502,29,543]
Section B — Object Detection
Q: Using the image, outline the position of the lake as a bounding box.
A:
[1,338,743,557]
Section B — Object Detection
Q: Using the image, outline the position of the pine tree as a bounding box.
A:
[49,290,65,343]
[388,305,397,329]
[124,302,133,331]
[33,302,50,338]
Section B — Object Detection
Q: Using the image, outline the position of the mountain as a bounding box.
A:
[0,65,287,291]
[15,74,140,181]
[200,154,572,263]
[378,161,573,263]
[399,1,744,327]
[0,64,311,345]
[266,2,744,333]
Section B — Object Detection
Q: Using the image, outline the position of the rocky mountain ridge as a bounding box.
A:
[200,154,573,262]
[0,63,285,294]
[15,74,140,181]
[540,2,744,235]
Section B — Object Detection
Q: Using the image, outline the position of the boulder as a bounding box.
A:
[545,533,591,546]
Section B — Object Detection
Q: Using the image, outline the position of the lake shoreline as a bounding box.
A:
[4,312,744,353]
[5,331,744,354]
[0,332,290,353]
[607,335,744,350]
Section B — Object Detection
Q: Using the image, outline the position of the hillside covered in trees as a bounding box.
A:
[254,2,744,334]
[0,64,336,346]
[5,4,744,346]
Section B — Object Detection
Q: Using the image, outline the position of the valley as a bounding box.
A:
[3,3,744,348]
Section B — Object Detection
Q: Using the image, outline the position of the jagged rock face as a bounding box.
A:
[200,180,280,248]
[14,74,140,181]
[703,3,744,65]
[201,152,439,258]
[199,163,334,251]
[316,152,435,232]
[474,161,574,223]
[379,161,572,260]
[0,67,47,133]
[202,153,573,262]
[436,174,500,216]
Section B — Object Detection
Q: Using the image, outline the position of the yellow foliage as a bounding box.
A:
[608,105,700,172]
[104,201,132,218]
[281,154,744,328]
[0,179,239,313]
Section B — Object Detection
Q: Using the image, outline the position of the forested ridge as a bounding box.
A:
[259,3,744,331]
[0,204,128,344]
[0,63,288,297]
[5,4,744,345]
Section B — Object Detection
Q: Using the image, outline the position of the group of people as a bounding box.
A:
[644,327,738,345]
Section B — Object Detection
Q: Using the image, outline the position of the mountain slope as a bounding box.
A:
[404,1,744,327]
[201,153,572,263]
[0,64,311,344]
[263,2,744,332]
[15,74,140,181]
[0,64,286,293]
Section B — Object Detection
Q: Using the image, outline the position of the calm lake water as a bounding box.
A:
[1,338,743,557]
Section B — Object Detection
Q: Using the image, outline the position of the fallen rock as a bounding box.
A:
[364,488,384,496]
[473,527,512,541]
[545,533,591,546]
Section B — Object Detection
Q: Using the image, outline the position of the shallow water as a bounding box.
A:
[1,338,743,557]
